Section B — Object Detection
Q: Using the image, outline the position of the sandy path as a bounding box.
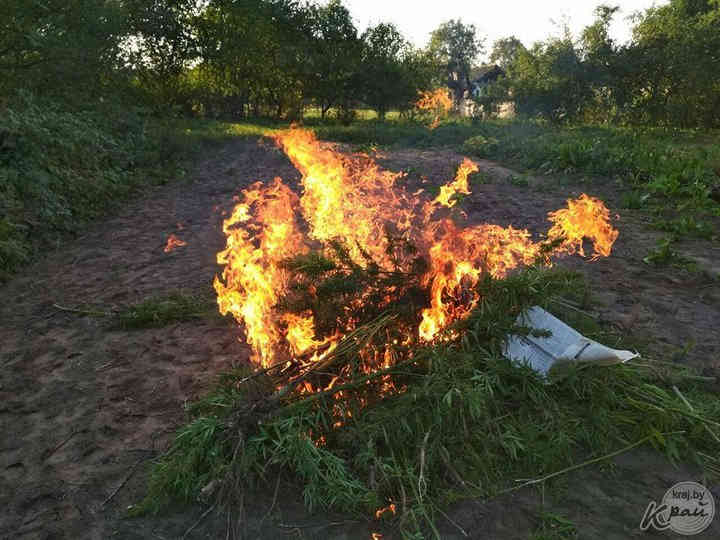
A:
[0,138,284,539]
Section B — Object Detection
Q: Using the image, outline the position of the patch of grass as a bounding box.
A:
[621,191,650,210]
[312,118,476,149]
[652,216,715,240]
[531,512,578,540]
[508,174,531,187]
[642,237,697,269]
[116,292,216,329]
[180,118,280,140]
[470,171,490,186]
[136,268,720,537]
[462,134,500,157]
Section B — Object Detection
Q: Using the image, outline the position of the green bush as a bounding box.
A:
[0,94,144,276]
[0,93,261,280]
[462,135,500,157]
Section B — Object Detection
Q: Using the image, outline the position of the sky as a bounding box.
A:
[339,0,668,58]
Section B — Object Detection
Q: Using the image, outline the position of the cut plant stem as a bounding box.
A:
[500,431,685,495]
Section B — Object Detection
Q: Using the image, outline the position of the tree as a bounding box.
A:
[193,0,309,119]
[0,0,127,99]
[505,36,591,123]
[621,0,720,126]
[360,23,412,120]
[579,5,621,122]
[123,0,200,108]
[489,36,525,69]
[304,0,362,119]
[428,20,484,105]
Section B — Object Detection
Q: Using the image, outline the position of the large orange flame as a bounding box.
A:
[214,129,618,367]
[214,178,308,366]
[433,157,478,208]
[547,193,619,258]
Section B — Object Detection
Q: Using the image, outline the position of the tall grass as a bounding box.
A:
[0,94,276,280]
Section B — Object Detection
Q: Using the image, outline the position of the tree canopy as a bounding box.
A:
[428,19,484,104]
[1,0,718,127]
[479,1,720,126]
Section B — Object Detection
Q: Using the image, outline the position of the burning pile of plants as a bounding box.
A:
[140,129,719,537]
[213,129,616,388]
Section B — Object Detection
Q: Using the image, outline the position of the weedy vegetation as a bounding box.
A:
[642,237,697,269]
[116,292,218,329]
[0,93,274,282]
[52,291,221,328]
[531,512,579,540]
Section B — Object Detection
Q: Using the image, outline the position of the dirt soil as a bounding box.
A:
[1,137,718,540]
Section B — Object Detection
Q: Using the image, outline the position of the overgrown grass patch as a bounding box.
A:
[0,93,279,281]
[136,268,719,537]
[115,292,217,330]
[531,512,578,540]
[312,118,476,148]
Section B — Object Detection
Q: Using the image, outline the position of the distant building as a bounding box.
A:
[460,64,513,118]
[469,65,505,98]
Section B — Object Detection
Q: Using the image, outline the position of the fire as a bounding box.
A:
[214,178,307,366]
[416,88,453,129]
[375,503,397,519]
[282,312,337,358]
[214,128,618,369]
[433,158,478,208]
[273,128,414,267]
[418,222,539,341]
[164,234,187,253]
[547,193,619,259]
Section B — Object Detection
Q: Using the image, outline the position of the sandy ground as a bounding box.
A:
[1,136,718,540]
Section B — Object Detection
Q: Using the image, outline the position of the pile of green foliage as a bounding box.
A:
[137,267,719,537]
